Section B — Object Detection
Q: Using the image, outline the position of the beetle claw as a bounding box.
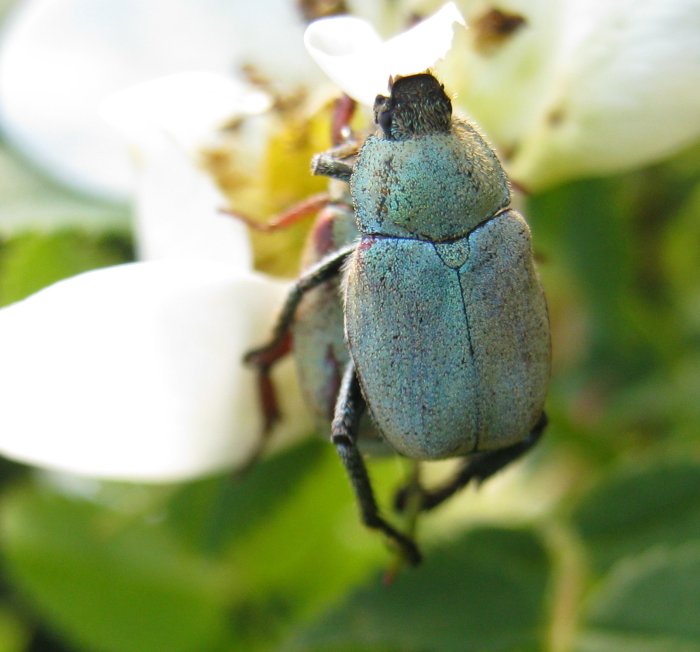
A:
[376,521,421,566]
[393,486,409,513]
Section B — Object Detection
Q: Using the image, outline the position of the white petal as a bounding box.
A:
[101,72,271,158]
[0,0,316,199]
[509,0,700,189]
[305,2,466,105]
[101,72,258,265]
[0,261,313,482]
[132,137,253,266]
[438,0,565,154]
[101,74,254,265]
[220,0,319,90]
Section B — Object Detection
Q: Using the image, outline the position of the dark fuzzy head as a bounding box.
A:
[373,73,452,140]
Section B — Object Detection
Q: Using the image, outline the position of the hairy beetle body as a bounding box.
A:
[343,74,549,461]
[352,125,508,241]
[345,210,549,459]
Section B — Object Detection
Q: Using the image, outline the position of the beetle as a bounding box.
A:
[228,97,386,456]
[246,72,550,564]
[291,180,390,456]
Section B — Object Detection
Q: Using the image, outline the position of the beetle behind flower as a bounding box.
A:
[246,72,550,565]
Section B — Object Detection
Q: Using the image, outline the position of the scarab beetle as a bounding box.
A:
[246,72,550,564]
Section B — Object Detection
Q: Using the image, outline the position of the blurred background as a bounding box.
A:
[0,1,699,650]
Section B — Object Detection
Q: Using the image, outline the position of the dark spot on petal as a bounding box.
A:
[296,0,347,22]
[547,107,566,126]
[473,8,527,55]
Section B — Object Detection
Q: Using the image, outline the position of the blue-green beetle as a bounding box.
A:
[246,73,550,564]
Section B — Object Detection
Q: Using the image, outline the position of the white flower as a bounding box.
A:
[0,0,329,480]
[0,0,316,199]
[0,71,312,482]
[305,0,700,190]
[0,260,302,481]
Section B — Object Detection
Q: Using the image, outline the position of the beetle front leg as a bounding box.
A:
[395,413,548,513]
[251,331,292,433]
[332,361,422,566]
[311,153,353,182]
[221,192,331,232]
[244,244,355,368]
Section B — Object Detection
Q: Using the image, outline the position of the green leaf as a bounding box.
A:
[166,439,395,651]
[576,546,700,652]
[208,440,392,651]
[662,183,700,337]
[571,462,700,574]
[528,177,645,376]
[287,527,551,652]
[0,230,133,306]
[0,484,233,652]
[0,607,29,652]
[165,438,326,557]
[0,140,128,234]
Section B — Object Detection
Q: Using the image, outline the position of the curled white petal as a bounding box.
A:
[305,2,466,105]
[304,15,381,104]
[0,261,312,481]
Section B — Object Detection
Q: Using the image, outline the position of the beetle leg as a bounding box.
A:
[331,94,357,147]
[230,332,296,476]
[253,331,293,433]
[395,413,548,513]
[311,153,354,182]
[220,192,330,232]
[332,361,423,566]
[250,334,292,429]
[244,243,356,367]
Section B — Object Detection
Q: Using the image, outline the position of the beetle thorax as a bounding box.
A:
[350,120,511,242]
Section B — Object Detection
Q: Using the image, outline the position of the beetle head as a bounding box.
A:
[373,73,452,141]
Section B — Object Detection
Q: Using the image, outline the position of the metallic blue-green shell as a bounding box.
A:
[350,121,509,242]
[344,209,550,459]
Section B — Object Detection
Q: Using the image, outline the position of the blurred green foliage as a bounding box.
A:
[0,69,699,652]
